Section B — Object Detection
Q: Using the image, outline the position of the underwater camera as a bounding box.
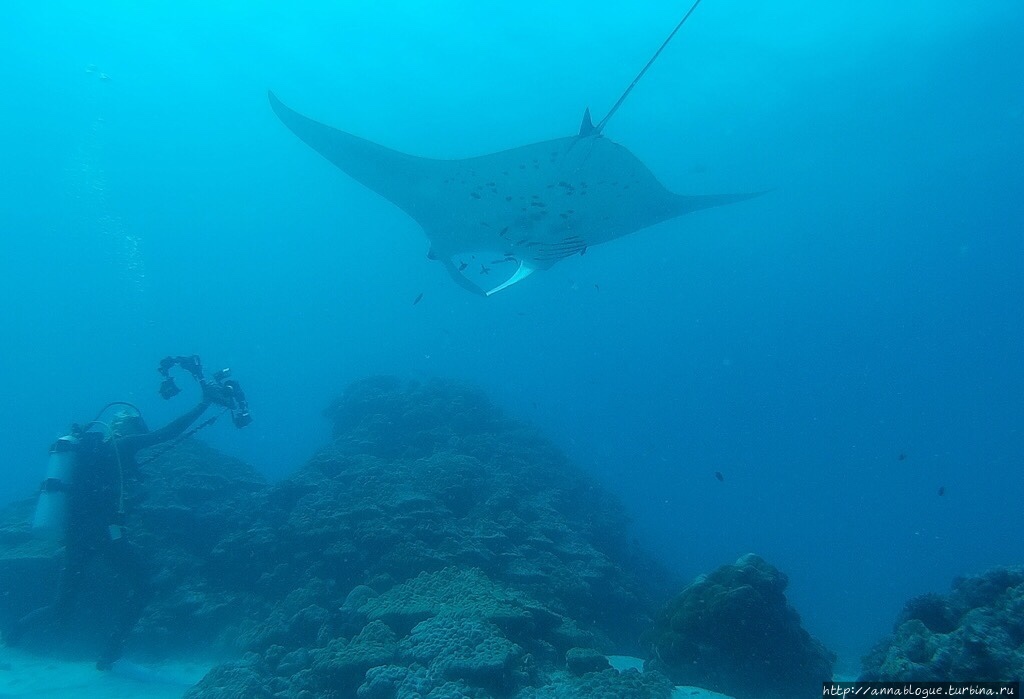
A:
[212,368,252,428]
[157,355,251,428]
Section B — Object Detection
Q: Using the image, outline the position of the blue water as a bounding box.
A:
[2,0,1022,667]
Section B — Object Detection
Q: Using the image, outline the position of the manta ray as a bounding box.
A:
[269,3,759,295]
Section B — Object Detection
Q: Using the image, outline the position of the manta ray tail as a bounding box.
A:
[674,190,767,215]
[595,0,705,134]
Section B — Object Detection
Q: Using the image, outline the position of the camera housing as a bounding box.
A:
[212,371,252,429]
[157,355,251,428]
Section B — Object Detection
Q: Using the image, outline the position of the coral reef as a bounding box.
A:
[183,378,682,697]
[311,620,399,693]
[646,553,835,699]
[210,378,674,649]
[359,568,557,638]
[860,566,1024,681]
[188,566,629,697]
[399,611,524,691]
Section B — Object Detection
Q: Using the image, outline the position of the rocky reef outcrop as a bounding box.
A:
[188,566,649,698]
[186,377,678,697]
[860,566,1024,681]
[209,377,675,650]
[645,553,835,699]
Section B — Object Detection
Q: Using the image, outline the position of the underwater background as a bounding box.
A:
[1,0,1022,672]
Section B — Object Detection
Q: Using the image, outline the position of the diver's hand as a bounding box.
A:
[201,381,234,408]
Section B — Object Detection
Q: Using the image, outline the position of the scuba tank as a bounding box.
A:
[30,402,141,540]
[31,434,79,538]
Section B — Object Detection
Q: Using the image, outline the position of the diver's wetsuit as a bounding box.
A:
[9,399,211,669]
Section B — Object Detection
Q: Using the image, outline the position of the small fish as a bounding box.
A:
[458,261,468,271]
[470,192,481,199]
[412,293,423,305]
[898,452,907,461]
[714,471,724,482]
[938,485,945,496]
[594,283,600,291]
[480,264,491,275]
[499,226,509,237]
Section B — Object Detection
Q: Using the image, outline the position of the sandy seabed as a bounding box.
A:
[0,645,207,699]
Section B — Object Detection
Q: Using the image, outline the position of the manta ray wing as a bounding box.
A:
[269,92,761,295]
[268,91,448,226]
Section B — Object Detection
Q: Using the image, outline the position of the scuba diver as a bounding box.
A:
[5,355,250,671]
